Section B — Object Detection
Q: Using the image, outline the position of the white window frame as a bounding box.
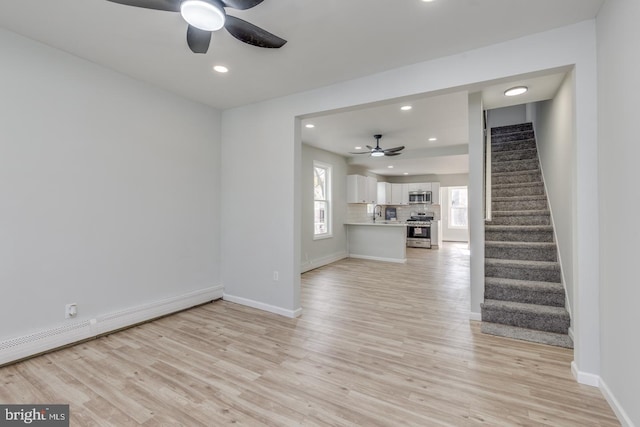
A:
[448,186,469,230]
[313,161,332,240]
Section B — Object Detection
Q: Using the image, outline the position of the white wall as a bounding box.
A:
[220,20,600,382]
[0,29,221,342]
[487,105,528,129]
[530,71,576,320]
[597,1,640,425]
[301,145,348,272]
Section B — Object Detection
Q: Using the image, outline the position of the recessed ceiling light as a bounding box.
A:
[388,165,394,169]
[400,105,412,111]
[428,137,437,142]
[421,0,435,2]
[305,124,315,128]
[213,65,228,73]
[504,86,528,97]
[403,172,409,175]
[354,146,362,150]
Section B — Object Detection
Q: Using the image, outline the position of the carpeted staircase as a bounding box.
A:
[481,122,573,348]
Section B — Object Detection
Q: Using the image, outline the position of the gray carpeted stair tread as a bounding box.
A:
[485,258,560,270]
[481,299,570,333]
[485,241,558,262]
[491,130,535,143]
[492,159,540,173]
[492,209,550,216]
[492,182,543,189]
[491,139,537,152]
[492,169,540,177]
[480,322,573,348]
[485,276,564,293]
[492,195,547,202]
[492,148,538,162]
[485,225,553,232]
[490,123,533,135]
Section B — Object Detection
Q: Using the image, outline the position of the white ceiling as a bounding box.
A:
[0,0,600,177]
[0,0,603,110]
[301,71,569,176]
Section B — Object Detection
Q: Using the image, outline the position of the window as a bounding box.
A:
[449,186,468,229]
[313,161,332,238]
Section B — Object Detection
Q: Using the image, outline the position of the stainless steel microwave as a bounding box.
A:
[409,191,432,204]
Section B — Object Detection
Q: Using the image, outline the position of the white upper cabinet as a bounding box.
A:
[391,183,409,205]
[431,182,440,204]
[408,182,432,192]
[347,175,377,204]
[377,182,392,205]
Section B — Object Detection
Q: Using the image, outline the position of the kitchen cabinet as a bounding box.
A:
[431,182,440,204]
[391,183,408,205]
[377,182,392,205]
[347,174,377,204]
[408,182,431,192]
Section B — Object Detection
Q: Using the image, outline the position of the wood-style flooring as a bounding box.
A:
[0,243,619,426]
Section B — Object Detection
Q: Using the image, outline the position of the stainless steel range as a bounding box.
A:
[406,212,433,248]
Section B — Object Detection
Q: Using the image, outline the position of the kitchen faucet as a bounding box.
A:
[373,205,382,222]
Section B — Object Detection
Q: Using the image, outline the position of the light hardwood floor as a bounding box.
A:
[0,243,619,426]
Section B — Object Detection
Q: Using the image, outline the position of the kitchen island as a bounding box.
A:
[345,222,407,263]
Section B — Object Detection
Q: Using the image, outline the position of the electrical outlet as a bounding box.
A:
[273,271,279,281]
[65,303,77,319]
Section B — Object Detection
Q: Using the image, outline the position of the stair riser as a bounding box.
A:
[493,149,538,162]
[484,283,565,307]
[480,322,573,348]
[490,123,533,135]
[492,159,539,173]
[485,245,557,262]
[492,199,548,211]
[492,172,541,185]
[493,186,544,197]
[491,139,537,152]
[491,130,535,143]
[485,264,561,282]
[485,229,554,243]
[481,306,569,334]
[489,215,551,225]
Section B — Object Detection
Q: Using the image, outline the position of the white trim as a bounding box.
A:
[223,293,302,318]
[571,361,600,387]
[469,311,482,321]
[301,250,348,273]
[0,285,223,366]
[348,254,407,264]
[568,326,574,341]
[600,378,636,427]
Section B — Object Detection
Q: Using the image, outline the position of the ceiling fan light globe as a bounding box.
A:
[181,0,226,31]
[371,151,385,157]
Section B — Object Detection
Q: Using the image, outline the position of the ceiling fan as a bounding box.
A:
[350,134,405,157]
[106,0,287,54]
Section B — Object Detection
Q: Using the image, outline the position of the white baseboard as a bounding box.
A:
[348,254,407,264]
[568,326,574,341]
[469,311,482,321]
[0,285,223,366]
[600,377,636,427]
[301,251,347,273]
[571,361,600,387]
[223,293,302,318]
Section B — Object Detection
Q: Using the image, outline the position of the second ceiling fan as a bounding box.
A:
[350,134,405,157]
[106,0,287,54]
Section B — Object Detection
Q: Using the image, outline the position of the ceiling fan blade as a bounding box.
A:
[366,145,374,150]
[384,152,401,156]
[106,0,180,12]
[187,25,211,54]
[384,146,405,153]
[220,0,264,10]
[225,15,287,48]
[349,151,373,155]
